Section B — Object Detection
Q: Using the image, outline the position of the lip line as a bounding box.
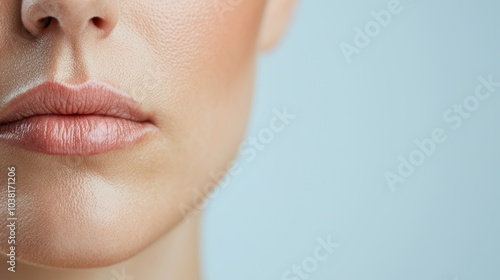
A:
[0,114,151,127]
[0,81,155,127]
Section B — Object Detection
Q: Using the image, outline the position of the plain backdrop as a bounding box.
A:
[203,0,500,279]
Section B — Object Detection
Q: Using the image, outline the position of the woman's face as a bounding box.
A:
[0,0,293,268]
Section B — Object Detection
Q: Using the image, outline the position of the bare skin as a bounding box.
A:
[0,0,295,279]
[1,216,201,280]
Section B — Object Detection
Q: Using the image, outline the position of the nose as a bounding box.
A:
[21,0,119,38]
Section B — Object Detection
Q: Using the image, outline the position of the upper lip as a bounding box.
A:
[0,81,153,126]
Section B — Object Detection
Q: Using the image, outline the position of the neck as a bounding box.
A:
[1,215,201,280]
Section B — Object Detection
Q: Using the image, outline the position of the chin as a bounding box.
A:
[0,167,183,269]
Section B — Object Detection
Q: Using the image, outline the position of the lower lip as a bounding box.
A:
[0,115,157,156]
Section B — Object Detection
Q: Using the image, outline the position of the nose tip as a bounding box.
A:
[21,0,119,38]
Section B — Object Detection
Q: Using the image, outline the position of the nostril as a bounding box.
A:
[91,17,105,29]
[38,17,54,28]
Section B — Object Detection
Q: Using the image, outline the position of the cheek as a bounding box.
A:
[142,0,267,225]
[121,0,267,182]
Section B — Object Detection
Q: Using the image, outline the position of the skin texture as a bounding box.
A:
[0,0,295,279]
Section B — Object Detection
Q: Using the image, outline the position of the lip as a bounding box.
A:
[0,81,157,156]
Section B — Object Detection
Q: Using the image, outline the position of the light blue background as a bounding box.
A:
[203,0,500,279]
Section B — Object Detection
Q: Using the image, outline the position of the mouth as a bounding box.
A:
[0,81,158,156]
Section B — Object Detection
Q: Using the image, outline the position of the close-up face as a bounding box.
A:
[3,1,500,280]
[0,0,294,269]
